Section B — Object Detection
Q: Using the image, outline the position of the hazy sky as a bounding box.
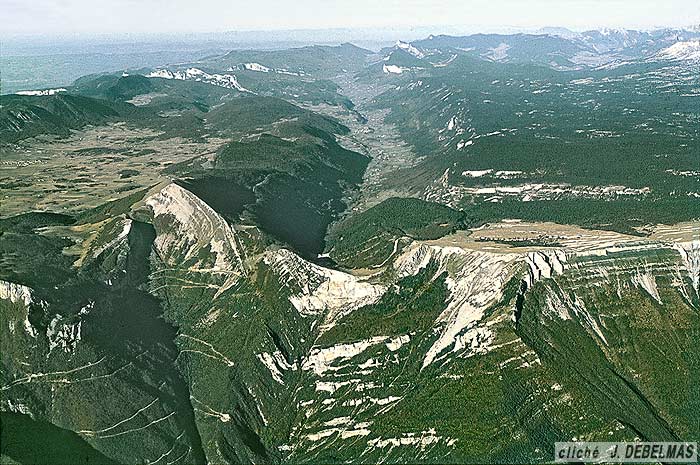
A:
[3,0,699,35]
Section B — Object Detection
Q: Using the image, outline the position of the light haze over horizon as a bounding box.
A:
[2,0,699,37]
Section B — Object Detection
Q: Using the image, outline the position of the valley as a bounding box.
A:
[1,26,699,464]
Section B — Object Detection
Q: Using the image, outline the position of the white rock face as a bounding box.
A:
[314,379,357,393]
[302,337,388,376]
[47,315,82,353]
[385,334,410,351]
[90,219,132,259]
[675,242,700,294]
[631,269,662,304]
[256,352,286,384]
[393,245,520,367]
[0,280,36,338]
[256,350,297,385]
[446,116,457,131]
[524,250,568,288]
[368,429,456,450]
[456,139,474,150]
[462,169,492,178]
[5,399,32,415]
[263,249,385,325]
[144,183,245,275]
[543,283,608,344]
[145,69,176,79]
[0,280,33,306]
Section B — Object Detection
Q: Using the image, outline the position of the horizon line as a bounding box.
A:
[3,22,699,41]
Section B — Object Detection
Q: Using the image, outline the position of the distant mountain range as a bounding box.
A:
[388,27,700,71]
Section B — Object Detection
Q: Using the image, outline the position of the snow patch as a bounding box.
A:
[243,62,271,72]
[656,41,700,62]
[146,68,251,92]
[484,43,511,61]
[383,64,408,74]
[16,88,67,96]
[396,40,425,59]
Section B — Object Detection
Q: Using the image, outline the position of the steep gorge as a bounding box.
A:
[2,181,698,463]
